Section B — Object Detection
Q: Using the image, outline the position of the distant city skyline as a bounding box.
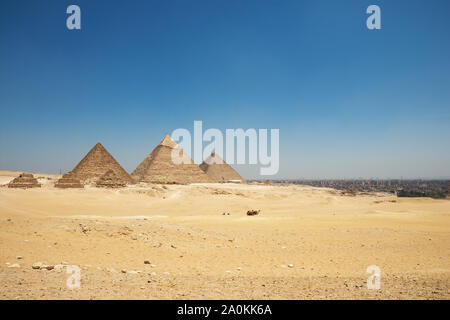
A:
[1,0,449,179]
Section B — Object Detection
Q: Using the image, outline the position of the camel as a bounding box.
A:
[246,210,260,216]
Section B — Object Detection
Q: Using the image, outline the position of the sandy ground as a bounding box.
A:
[0,171,449,299]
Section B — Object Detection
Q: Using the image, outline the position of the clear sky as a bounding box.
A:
[1,0,449,179]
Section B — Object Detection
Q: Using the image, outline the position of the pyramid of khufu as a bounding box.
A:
[70,143,134,185]
[132,136,212,184]
[8,173,41,188]
[54,171,83,188]
[96,169,127,188]
[199,152,246,183]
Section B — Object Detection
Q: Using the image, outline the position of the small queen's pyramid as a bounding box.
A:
[96,169,128,188]
[132,136,212,184]
[70,143,133,184]
[8,173,41,188]
[199,152,246,183]
[54,171,84,188]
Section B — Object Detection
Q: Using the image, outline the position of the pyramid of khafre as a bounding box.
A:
[199,152,246,183]
[96,169,127,188]
[8,173,41,188]
[132,136,212,184]
[70,143,134,184]
[54,171,83,189]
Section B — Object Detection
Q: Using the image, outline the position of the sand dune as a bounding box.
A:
[0,171,449,299]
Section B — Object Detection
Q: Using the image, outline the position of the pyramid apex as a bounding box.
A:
[158,135,179,148]
[93,142,105,149]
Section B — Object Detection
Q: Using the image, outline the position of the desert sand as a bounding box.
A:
[0,170,449,299]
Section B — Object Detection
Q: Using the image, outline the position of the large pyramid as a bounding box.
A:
[70,143,134,184]
[199,152,246,183]
[132,136,212,184]
[8,173,41,188]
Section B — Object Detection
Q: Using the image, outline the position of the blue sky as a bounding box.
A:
[1,0,449,179]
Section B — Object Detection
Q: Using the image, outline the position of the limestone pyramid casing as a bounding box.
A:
[199,152,246,183]
[8,173,41,188]
[132,136,212,184]
[70,143,134,184]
